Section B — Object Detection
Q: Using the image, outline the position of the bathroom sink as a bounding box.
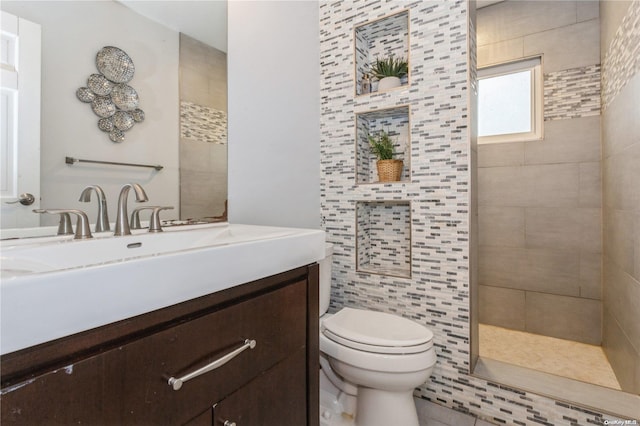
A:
[0,223,299,275]
[0,223,325,354]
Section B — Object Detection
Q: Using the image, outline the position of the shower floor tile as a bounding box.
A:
[479,324,621,390]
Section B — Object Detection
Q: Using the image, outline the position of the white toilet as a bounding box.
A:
[319,244,436,426]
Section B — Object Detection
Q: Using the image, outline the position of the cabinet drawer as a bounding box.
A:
[1,279,307,425]
[213,347,307,426]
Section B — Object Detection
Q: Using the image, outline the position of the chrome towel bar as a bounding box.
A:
[65,156,163,171]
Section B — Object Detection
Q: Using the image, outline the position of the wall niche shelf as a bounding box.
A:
[354,10,410,97]
[356,201,411,278]
[356,105,410,185]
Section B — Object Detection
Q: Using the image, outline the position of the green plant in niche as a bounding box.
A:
[368,129,396,160]
[369,55,408,79]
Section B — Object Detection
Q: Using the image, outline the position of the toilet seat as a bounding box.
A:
[321,308,433,355]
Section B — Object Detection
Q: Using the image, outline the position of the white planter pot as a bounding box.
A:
[377,76,401,92]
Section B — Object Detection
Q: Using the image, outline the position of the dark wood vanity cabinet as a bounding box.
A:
[1,265,320,426]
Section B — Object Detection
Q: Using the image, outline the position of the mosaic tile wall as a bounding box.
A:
[356,201,411,277]
[601,0,640,110]
[180,101,228,145]
[355,10,409,95]
[544,64,601,121]
[319,1,627,424]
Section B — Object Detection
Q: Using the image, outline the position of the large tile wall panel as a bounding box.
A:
[478,206,525,247]
[525,292,602,345]
[603,127,640,212]
[477,37,523,67]
[479,285,526,330]
[477,1,577,46]
[603,308,640,393]
[579,161,603,208]
[601,0,640,394]
[580,251,603,300]
[524,207,601,253]
[321,1,628,423]
[577,0,600,23]
[523,19,600,73]
[477,141,524,167]
[524,116,601,165]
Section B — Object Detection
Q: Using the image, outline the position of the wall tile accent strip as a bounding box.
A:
[320,1,627,424]
[544,65,601,121]
[180,101,227,144]
[602,0,640,110]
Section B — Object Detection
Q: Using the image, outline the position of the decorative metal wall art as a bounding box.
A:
[76,46,145,143]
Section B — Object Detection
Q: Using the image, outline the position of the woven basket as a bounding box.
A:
[376,159,403,182]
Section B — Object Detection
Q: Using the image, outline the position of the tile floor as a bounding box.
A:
[479,324,621,390]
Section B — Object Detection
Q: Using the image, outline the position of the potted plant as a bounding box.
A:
[369,55,408,92]
[368,129,403,182]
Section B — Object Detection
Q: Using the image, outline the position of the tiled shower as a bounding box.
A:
[320,0,638,424]
[477,1,604,345]
[477,0,639,396]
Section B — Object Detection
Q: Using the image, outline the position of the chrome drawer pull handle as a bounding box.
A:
[168,339,256,391]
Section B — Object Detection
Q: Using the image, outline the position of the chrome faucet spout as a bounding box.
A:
[114,183,148,236]
[79,185,110,232]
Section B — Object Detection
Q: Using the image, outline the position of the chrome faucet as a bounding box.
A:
[130,206,174,232]
[114,183,148,236]
[79,185,110,232]
[34,209,92,239]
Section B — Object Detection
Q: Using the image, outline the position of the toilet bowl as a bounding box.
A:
[319,244,436,426]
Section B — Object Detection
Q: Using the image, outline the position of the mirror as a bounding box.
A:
[0,0,227,236]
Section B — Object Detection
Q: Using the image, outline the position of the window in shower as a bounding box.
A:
[478,56,543,144]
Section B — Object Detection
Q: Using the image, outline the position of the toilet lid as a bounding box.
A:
[321,308,433,354]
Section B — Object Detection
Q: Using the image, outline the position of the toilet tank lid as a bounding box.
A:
[322,307,433,347]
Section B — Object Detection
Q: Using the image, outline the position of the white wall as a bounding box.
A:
[227,0,320,229]
[0,1,180,226]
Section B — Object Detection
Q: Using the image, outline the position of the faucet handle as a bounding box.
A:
[149,206,174,233]
[34,209,92,239]
[130,205,157,230]
[130,206,174,232]
[33,210,73,235]
[57,213,74,235]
